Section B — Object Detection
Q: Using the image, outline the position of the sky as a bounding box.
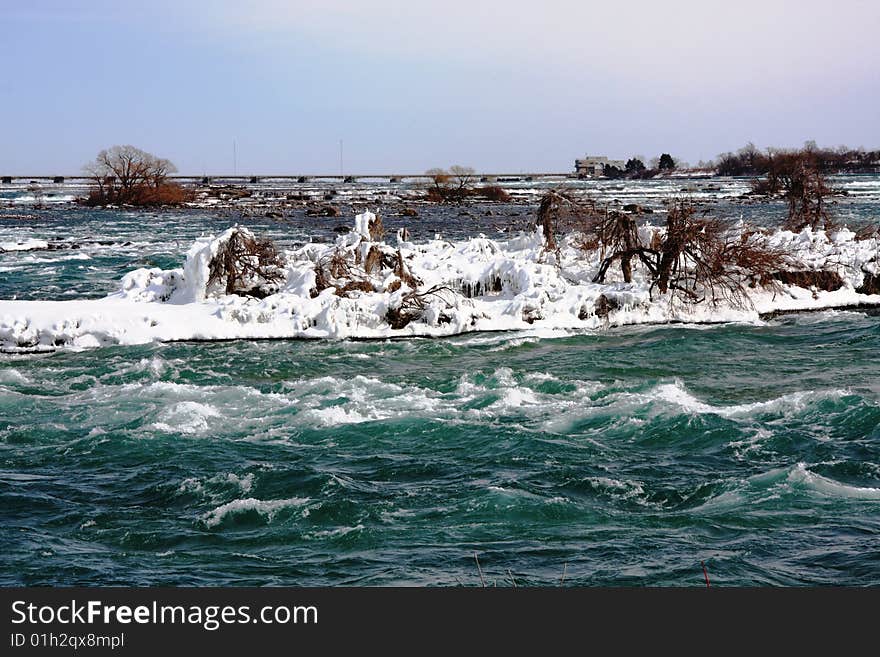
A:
[1,0,878,174]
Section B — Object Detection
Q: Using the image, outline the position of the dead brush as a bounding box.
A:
[653,201,794,307]
[207,229,287,298]
[312,249,356,297]
[364,245,385,275]
[586,209,651,284]
[854,222,880,241]
[536,189,586,251]
[386,285,454,329]
[368,214,385,241]
[393,249,421,288]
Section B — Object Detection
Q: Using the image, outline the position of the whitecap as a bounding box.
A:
[622,380,847,420]
[152,401,221,434]
[787,462,880,500]
[202,496,309,527]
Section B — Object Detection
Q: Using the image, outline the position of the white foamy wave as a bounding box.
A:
[696,463,880,513]
[304,524,365,540]
[153,401,221,434]
[0,368,28,384]
[787,463,880,500]
[179,472,255,498]
[202,496,310,527]
[623,380,847,419]
[586,476,647,502]
[0,238,48,252]
[285,369,604,427]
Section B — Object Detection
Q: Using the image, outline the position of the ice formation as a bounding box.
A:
[1,211,878,351]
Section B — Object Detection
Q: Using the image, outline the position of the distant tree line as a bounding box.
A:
[715,142,880,176]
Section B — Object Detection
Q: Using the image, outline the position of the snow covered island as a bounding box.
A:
[1,211,879,352]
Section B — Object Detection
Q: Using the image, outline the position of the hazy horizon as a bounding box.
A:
[2,0,878,174]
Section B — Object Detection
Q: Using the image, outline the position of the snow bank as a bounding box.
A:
[1,211,878,351]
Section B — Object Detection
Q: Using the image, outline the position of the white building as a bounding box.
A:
[574,155,626,177]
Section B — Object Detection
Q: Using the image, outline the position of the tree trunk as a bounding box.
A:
[620,254,632,283]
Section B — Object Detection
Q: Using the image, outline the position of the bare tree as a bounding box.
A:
[750,148,837,231]
[83,145,185,206]
[555,191,792,308]
[425,166,477,202]
[449,165,476,194]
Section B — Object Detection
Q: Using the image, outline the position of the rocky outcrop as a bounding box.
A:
[857,270,880,295]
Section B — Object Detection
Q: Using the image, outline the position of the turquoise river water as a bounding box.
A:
[1,182,879,585]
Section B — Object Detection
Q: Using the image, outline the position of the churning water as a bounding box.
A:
[2,179,879,585]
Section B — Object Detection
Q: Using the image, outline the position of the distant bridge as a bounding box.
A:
[1,173,577,185]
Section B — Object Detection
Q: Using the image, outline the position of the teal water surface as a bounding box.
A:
[1,193,879,586]
[2,316,879,586]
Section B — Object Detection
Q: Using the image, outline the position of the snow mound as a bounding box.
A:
[1,210,878,351]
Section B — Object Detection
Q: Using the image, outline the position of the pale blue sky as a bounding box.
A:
[1,0,878,174]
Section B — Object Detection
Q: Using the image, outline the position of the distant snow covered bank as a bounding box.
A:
[1,211,878,351]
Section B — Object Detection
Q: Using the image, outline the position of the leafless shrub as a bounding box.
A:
[653,201,794,307]
[854,222,880,241]
[207,229,287,298]
[572,196,794,308]
[536,189,587,251]
[368,214,385,241]
[385,285,453,329]
[312,249,353,296]
[364,245,384,275]
[747,149,838,231]
[424,166,482,202]
[474,185,511,202]
[782,161,836,232]
[336,280,375,296]
[393,249,421,288]
[587,210,649,284]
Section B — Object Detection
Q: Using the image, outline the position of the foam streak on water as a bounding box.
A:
[1,312,879,586]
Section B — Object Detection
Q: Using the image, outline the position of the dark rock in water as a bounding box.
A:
[592,294,620,319]
[332,225,351,234]
[306,205,340,217]
[772,270,845,291]
[265,210,283,219]
[401,207,418,217]
[623,203,648,213]
[857,270,880,295]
